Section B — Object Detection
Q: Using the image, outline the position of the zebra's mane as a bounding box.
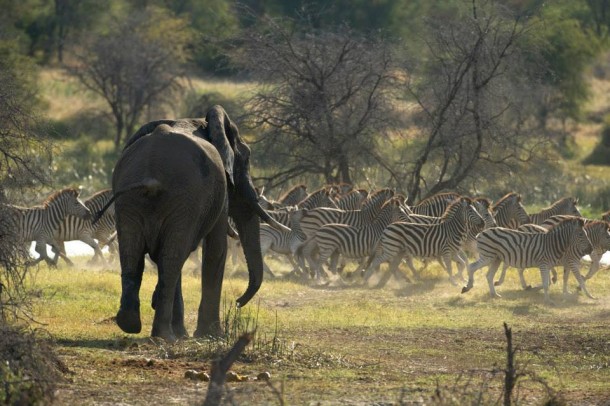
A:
[368,188,393,200]
[440,197,470,220]
[492,192,520,211]
[544,215,583,231]
[43,188,79,207]
[86,188,112,200]
[474,197,492,208]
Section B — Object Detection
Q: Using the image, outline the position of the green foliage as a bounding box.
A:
[537,1,601,121]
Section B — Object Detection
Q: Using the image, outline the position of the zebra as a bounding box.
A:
[259,208,308,277]
[462,216,592,303]
[528,197,581,224]
[493,216,610,297]
[51,189,116,266]
[392,196,494,282]
[303,198,406,279]
[491,192,530,229]
[363,197,484,286]
[2,188,92,266]
[601,210,610,223]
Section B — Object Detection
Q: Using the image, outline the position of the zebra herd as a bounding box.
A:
[258,184,610,303]
[0,188,117,267]
[5,183,610,304]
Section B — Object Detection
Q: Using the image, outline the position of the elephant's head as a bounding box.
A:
[204,105,288,307]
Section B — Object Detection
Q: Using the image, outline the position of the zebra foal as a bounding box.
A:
[462,216,592,303]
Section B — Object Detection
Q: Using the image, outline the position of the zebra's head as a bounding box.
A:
[571,217,593,256]
[46,188,92,220]
[464,198,485,233]
[492,193,530,229]
[563,197,582,217]
[473,197,496,229]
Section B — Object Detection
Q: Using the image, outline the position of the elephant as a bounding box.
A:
[109,105,288,341]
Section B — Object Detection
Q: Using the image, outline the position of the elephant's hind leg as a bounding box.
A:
[116,233,146,335]
[152,255,188,341]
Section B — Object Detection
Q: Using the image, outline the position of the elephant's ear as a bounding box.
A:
[205,106,236,187]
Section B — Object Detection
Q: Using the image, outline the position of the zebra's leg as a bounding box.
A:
[375,252,407,287]
[518,268,532,290]
[454,250,468,281]
[51,241,74,267]
[568,263,595,299]
[539,265,553,304]
[259,239,275,279]
[32,240,54,267]
[462,257,490,293]
[584,252,602,280]
[446,253,465,286]
[329,251,341,275]
[485,259,503,298]
[494,263,509,287]
[81,236,107,266]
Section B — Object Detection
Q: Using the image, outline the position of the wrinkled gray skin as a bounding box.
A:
[112,105,287,341]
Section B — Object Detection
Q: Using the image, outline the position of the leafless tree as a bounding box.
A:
[232,14,398,188]
[68,9,188,149]
[400,0,553,203]
[0,42,52,322]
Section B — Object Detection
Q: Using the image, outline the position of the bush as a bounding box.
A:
[0,325,67,405]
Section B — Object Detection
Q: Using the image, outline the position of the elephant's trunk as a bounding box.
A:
[234,213,264,308]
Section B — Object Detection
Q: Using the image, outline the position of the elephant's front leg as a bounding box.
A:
[194,223,228,338]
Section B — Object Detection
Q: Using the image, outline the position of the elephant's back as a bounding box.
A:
[114,129,225,192]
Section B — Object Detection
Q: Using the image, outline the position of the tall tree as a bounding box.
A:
[401,0,552,203]
[68,6,192,149]
[232,15,397,187]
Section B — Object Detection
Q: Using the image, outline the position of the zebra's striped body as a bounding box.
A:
[491,193,530,229]
[528,197,580,224]
[463,216,592,303]
[364,198,484,285]
[494,216,610,298]
[306,199,405,278]
[259,209,308,277]
[51,189,116,266]
[298,189,394,239]
[3,188,91,266]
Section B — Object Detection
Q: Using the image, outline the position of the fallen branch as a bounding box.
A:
[203,332,254,406]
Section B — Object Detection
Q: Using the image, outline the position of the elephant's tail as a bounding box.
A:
[92,178,162,224]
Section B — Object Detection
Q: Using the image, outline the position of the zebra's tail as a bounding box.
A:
[92,178,162,224]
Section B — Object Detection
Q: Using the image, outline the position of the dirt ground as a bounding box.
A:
[51,280,610,406]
